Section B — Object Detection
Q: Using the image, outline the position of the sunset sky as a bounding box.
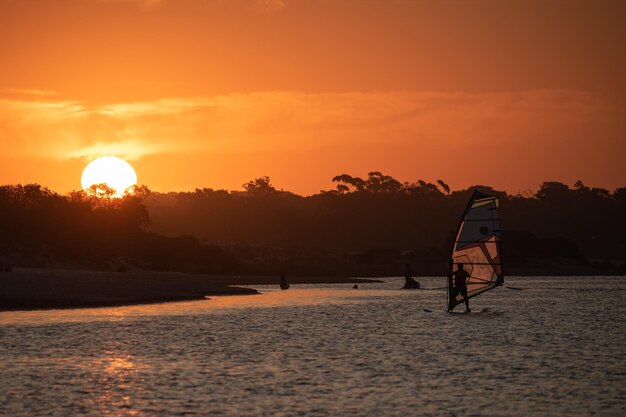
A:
[1,0,624,195]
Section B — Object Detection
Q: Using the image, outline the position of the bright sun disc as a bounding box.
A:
[81,156,137,197]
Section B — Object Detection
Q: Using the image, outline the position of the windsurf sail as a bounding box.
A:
[447,190,503,311]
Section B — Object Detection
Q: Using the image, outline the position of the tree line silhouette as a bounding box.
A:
[1,172,624,276]
[0,184,239,273]
[146,172,626,275]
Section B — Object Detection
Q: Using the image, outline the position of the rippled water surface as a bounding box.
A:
[1,276,625,416]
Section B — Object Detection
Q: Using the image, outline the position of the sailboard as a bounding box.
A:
[447,190,504,312]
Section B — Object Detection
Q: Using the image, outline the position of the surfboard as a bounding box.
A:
[424,307,499,315]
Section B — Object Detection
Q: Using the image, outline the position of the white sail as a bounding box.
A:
[448,191,503,311]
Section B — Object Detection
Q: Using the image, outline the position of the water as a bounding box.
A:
[1,276,625,417]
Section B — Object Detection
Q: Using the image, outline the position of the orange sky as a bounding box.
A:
[1,0,624,194]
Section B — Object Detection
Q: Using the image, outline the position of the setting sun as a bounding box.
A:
[81,156,137,197]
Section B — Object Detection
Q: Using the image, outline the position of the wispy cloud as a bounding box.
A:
[65,140,175,160]
[255,0,287,12]
[95,0,164,8]
[93,0,289,11]
[0,88,59,97]
[0,89,610,165]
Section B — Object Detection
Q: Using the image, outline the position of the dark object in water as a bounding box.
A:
[279,273,289,290]
[0,263,12,272]
[402,263,420,289]
[353,284,359,289]
[402,277,420,289]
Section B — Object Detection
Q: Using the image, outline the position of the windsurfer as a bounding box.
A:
[451,263,471,312]
[402,264,420,289]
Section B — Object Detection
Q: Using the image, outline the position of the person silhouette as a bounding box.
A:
[402,263,420,289]
[279,273,289,290]
[451,263,471,312]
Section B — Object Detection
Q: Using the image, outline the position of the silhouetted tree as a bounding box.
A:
[574,179,588,191]
[87,183,117,199]
[365,171,403,193]
[405,179,443,196]
[613,187,626,203]
[536,181,571,201]
[126,184,151,197]
[242,176,276,194]
[332,174,366,193]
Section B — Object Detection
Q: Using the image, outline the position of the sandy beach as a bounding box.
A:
[0,268,379,311]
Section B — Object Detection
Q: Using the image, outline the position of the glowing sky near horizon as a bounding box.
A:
[0,0,624,194]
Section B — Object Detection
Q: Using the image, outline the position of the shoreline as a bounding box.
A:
[4,268,619,313]
[0,268,381,312]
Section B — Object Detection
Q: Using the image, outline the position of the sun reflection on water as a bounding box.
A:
[0,286,405,326]
[86,354,143,417]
